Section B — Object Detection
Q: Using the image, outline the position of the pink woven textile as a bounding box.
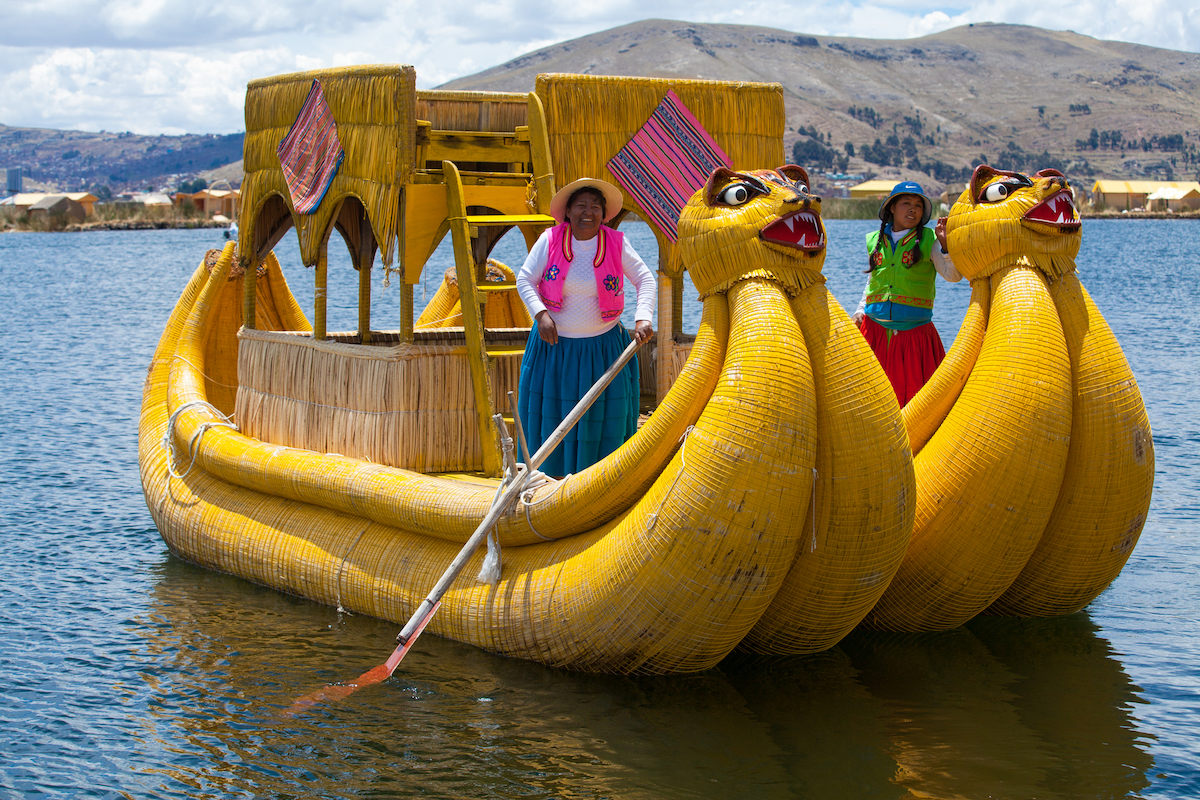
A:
[277,79,344,215]
[607,91,730,242]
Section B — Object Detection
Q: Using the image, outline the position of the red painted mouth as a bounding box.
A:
[1024,190,1080,229]
[760,210,825,251]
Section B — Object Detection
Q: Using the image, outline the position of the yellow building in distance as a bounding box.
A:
[849,179,897,199]
[1092,180,1200,211]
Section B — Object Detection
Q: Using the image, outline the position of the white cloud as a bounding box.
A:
[0,0,1196,134]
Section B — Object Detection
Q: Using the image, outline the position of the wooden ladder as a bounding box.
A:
[432,94,556,476]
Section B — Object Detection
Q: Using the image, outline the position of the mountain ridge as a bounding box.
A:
[440,20,1200,194]
[3,21,1197,197]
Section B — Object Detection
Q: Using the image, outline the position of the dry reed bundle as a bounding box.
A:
[861,264,1073,631]
[901,278,991,455]
[988,268,1153,616]
[741,281,915,654]
[414,267,462,329]
[674,169,915,653]
[240,65,416,270]
[536,74,785,274]
[864,167,1151,631]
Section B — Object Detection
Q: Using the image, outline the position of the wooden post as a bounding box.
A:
[526,93,555,214]
[400,283,414,344]
[314,237,328,341]
[655,270,675,403]
[653,231,684,404]
[358,251,372,344]
[242,256,257,330]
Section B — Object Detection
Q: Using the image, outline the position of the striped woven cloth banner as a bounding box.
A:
[277,79,344,215]
[607,90,731,242]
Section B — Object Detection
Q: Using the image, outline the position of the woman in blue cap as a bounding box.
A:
[853,181,962,406]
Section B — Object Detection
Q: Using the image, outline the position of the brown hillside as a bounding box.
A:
[440,20,1200,195]
[0,126,243,194]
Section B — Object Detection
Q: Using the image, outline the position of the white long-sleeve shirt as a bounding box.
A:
[516,229,657,339]
[855,226,962,317]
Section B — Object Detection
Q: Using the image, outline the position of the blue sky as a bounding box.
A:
[2,0,1196,135]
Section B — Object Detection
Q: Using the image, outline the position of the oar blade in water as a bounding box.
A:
[286,601,441,715]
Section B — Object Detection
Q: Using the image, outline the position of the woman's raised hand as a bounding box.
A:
[934,216,949,253]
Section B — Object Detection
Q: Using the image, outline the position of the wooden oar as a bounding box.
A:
[288,336,641,713]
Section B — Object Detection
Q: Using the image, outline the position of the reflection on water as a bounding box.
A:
[842,617,1151,800]
[133,558,1152,799]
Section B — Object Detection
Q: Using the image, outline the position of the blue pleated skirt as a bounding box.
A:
[517,323,640,477]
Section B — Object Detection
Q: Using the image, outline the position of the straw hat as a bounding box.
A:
[549,178,624,223]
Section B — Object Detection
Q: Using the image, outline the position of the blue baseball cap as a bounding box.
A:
[879,181,933,226]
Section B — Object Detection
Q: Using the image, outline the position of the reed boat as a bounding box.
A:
[139,65,1154,675]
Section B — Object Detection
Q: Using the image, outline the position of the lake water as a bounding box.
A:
[0,219,1196,799]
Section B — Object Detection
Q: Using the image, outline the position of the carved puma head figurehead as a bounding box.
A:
[679,165,827,297]
[946,165,1082,280]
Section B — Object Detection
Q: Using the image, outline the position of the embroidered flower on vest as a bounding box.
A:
[871,251,884,268]
[545,265,560,281]
[900,248,917,266]
[603,274,619,292]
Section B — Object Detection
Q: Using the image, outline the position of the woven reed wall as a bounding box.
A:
[417,90,528,132]
[234,330,522,473]
[240,65,416,269]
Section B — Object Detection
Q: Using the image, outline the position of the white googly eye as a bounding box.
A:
[719,184,752,206]
[983,183,1010,202]
[796,183,809,194]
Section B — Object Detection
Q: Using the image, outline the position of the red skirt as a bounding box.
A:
[858,316,946,407]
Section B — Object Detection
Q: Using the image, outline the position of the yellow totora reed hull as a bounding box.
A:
[141,244,854,674]
[868,166,1155,632]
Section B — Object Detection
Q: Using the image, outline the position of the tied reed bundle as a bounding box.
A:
[416,260,532,331]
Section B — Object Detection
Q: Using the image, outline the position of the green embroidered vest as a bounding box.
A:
[864,227,937,309]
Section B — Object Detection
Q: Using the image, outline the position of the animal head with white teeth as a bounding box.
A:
[679,165,827,298]
[946,165,1083,281]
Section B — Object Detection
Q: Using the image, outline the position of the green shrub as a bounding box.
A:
[821,198,879,220]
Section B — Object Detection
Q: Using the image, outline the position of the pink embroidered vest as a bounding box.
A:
[538,223,625,321]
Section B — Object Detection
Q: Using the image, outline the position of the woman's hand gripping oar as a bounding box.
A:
[287,336,642,713]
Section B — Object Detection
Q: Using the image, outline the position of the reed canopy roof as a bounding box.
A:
[240,65,417,269]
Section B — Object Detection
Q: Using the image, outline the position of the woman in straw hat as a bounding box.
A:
[515,177,656,477]
[853,181,961,406]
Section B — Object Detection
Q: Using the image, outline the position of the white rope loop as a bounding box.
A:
[162,400,238,480]
[520,471,570,542]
